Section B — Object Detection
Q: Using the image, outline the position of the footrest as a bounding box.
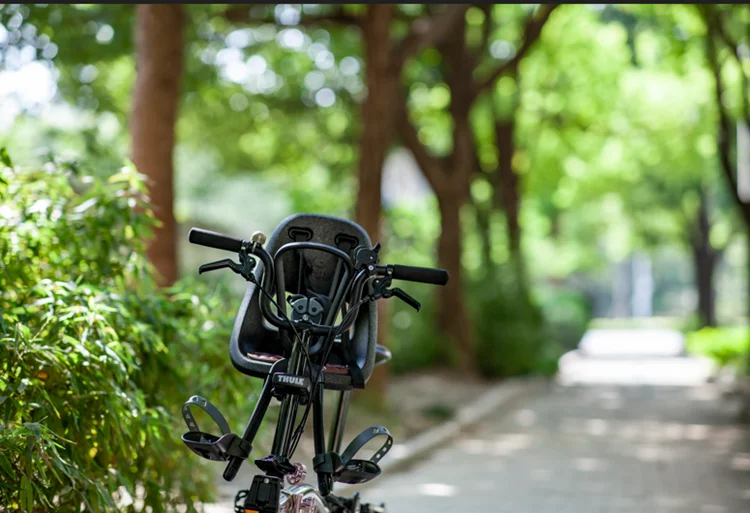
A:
[181,431,251,462]
[180,395,252,462]
[313,426,393,485]
[335,458,382,485]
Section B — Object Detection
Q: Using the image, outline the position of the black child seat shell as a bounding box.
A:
[229,213,377,391]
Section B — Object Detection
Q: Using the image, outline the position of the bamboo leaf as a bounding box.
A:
[0,147,12,168]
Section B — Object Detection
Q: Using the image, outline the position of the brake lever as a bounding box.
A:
[199,252,257,280]
[390,287,421,312]
[199,258,241,275]
[369,278,421,312]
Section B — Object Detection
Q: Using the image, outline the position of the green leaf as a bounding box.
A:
[0,454,12,477]
[24,422,42,440]
[17,324,31,341]
[0,147,12,168]
[21,474,33,512]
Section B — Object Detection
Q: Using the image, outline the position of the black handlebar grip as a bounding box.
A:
[188,228,244,253]
[391,265,450,286]
[222,457,243,482]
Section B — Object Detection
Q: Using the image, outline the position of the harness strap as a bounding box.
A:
[182,395,231,435]
[338,327,365,389]
[340,426,393,467]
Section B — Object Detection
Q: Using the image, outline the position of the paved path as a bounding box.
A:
[357,382,750,513]
[206,330,750,513]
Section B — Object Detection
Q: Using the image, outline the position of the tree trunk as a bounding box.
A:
[354,5,396,410]
[354,5,396,243]
[693,244,717,328]
[474,203,493,271]
[436,191,473,369]
[131,5,184,286]
[691,189,718,327]
[493,118,525,287]
[431,23,476,371]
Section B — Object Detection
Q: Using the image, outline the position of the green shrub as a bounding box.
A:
[470,268,562,378]
[686,327,750,371]
[0,153,255,512]
[537,288,593,351]
[383,204,445,374]
[381,201,565,378]
[388,283,443,374]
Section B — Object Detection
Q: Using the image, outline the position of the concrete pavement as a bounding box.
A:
[358,375,750,512]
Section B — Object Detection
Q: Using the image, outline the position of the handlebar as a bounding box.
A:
[188,226,449,333]
[390,264,449,286]
[189,228,244,253]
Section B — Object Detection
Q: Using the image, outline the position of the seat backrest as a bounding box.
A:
[229,213,377,384]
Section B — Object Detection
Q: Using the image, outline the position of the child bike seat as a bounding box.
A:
[228,213,377,391]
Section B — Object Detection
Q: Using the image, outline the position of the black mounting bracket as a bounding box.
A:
[241,474,282,513]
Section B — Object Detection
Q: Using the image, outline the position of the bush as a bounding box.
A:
[537,288,593,351]
[0,152,255,512]
[470,268,562,379]
[382,204,445,374]
[388,283,443,374]
[686,327,750,371]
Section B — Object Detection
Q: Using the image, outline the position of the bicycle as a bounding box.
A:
[180,214,449,513]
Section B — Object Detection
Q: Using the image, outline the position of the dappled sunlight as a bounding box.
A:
[456,432,534,458]
[632,444,676,462]
[731,453,750,471]
[700,506,728,513]
[573,456,606,472]
[417,483,457,497]
[653,495,689,509]
[514,408,537,427]
[490,433,533,457]
[584,418,609,436]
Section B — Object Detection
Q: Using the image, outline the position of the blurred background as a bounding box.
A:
[2,4,750,512]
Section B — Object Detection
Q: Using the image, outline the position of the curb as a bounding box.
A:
[335,377,545,494]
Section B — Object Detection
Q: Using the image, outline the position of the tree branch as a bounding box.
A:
[712,8,750,123]
[703,9,750,227]
[473,4,560,97]
[395,93,448,194]
[393,7,421,23]
[393,5,470,70]
[225,5,361,28]
[471,4,494,63]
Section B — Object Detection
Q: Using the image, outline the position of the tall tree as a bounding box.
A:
[700,6,750,226]
[397,4,558,368]
[222,4,468,404]
[354,4,469,403]
[131,5,184,286]
[691,187,721,326]
[700,4,750,372]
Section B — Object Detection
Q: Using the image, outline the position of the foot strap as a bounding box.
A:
[182,395,231,435]
[340,426,393,467]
